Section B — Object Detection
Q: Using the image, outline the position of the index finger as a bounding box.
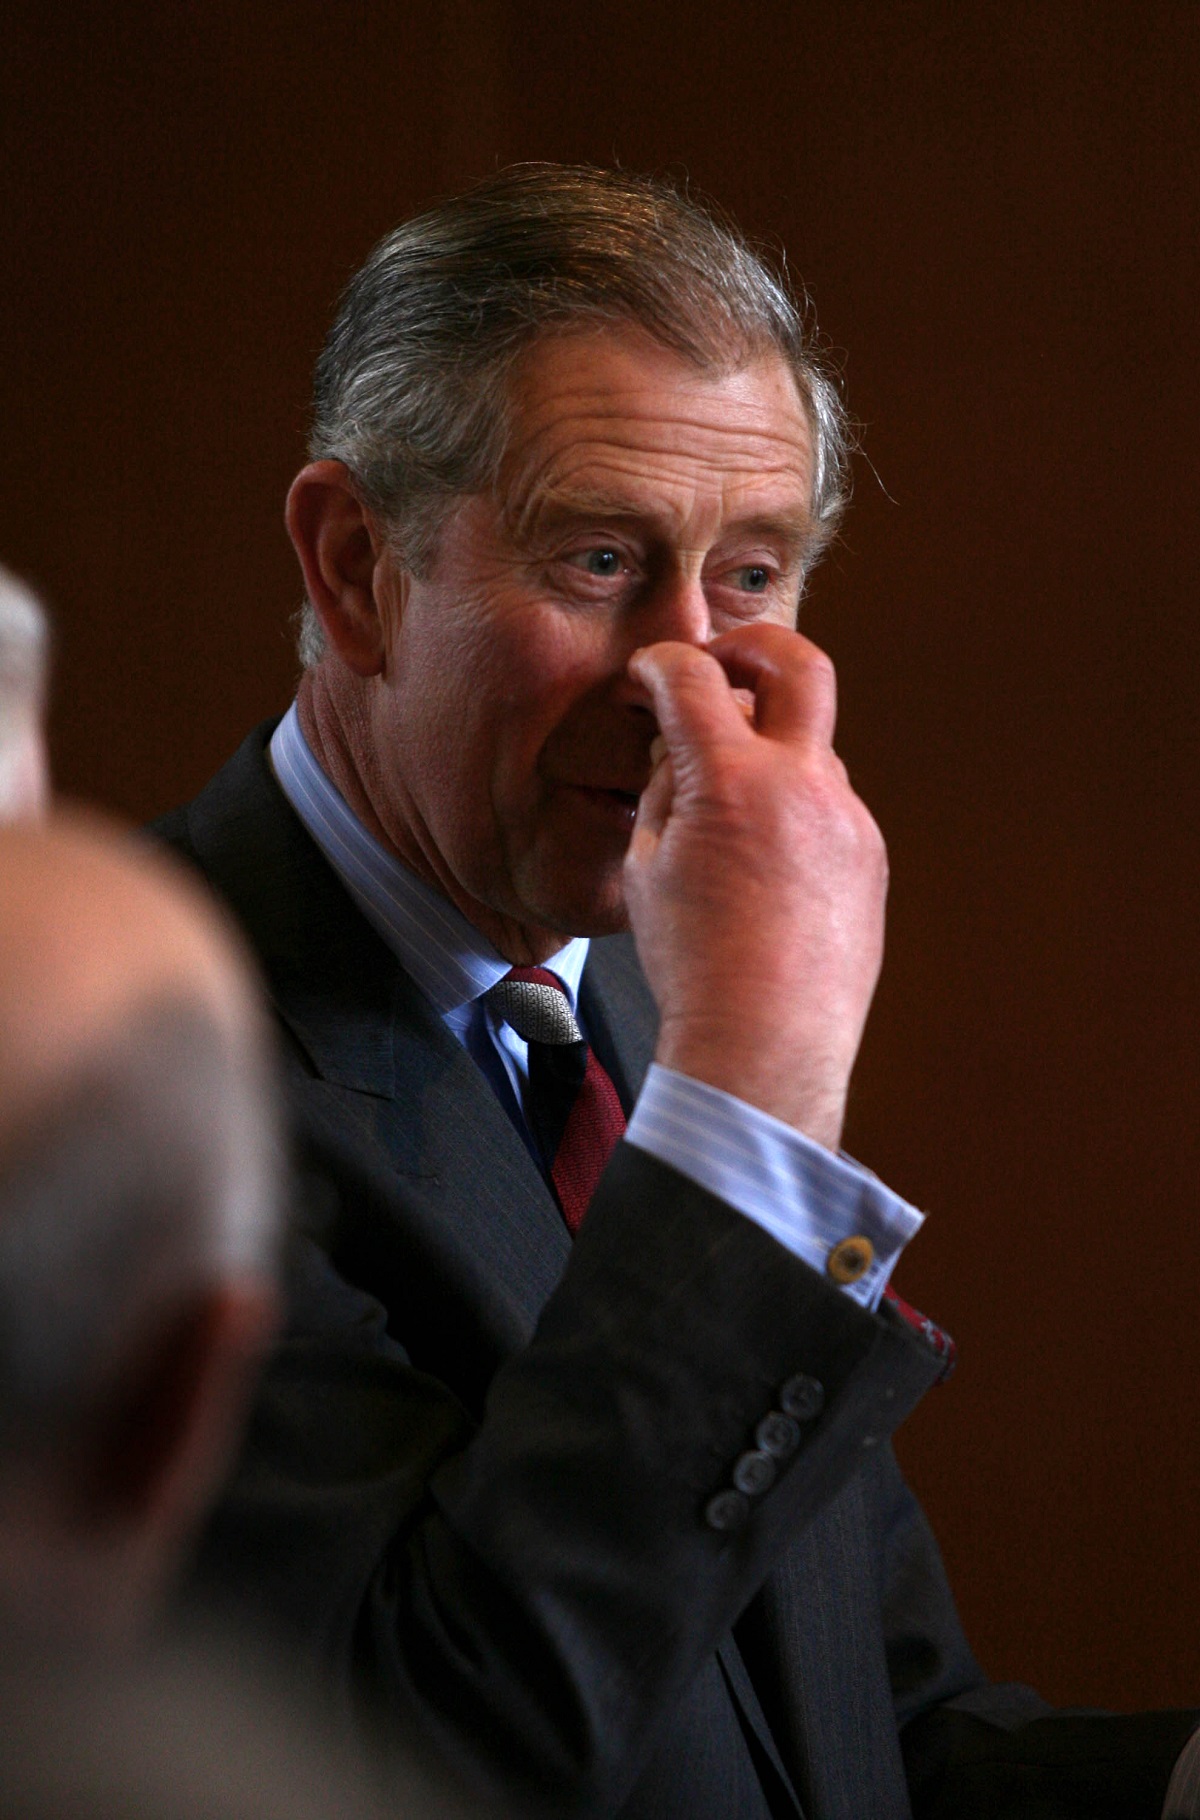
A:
[648,687,754,769]
[627,641,757,775]
[707,623,838,748]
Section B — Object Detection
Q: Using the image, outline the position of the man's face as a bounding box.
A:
[366,328,817,959]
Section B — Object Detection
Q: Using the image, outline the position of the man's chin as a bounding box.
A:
[561,900,631,939]
[513,863,631,947]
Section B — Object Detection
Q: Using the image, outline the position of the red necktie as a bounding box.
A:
[882,1284,957,1379]
[486,966,626,1233]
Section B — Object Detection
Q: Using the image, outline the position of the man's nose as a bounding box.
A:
[631,571,712,648]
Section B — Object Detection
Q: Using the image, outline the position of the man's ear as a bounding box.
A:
[285,461,394,677]
[74,1281,279,1582]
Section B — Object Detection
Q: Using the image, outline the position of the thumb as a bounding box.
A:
[632,750,675,847]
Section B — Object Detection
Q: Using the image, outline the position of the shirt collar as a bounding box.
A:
[268,702,589,1016]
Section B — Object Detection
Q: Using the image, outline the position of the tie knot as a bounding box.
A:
[486,967,582,1046]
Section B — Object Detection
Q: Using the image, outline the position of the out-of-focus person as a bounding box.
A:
[0,817,474,1818]
[0,815,280,1637]
[0,565,50,821]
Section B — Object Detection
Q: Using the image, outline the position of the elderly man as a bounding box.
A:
[0,565,50,819]
[157,166,1197,1817]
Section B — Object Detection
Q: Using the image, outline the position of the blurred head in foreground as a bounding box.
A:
[0,815,282,1640]
[0,567,50,821]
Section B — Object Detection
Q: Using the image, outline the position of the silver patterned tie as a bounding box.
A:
[486,974,582,1046]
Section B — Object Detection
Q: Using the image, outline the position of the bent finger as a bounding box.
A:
[707,624,838,747]
[627,641,756,771]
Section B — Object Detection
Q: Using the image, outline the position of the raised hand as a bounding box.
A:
[625,624,888,1151]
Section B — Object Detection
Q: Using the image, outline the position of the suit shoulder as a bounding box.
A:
[149,720,282,863]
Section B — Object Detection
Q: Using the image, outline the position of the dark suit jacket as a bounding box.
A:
[155,726,1197,1819]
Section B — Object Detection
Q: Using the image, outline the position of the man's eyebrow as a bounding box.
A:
[510,488,817,560]
[508,486,652,541]
[718,512,817,563]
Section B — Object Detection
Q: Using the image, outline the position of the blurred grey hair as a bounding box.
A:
[298,164,852,665]
[0,567,48,725]
[0,568,50,818]
[0,999,282,1458]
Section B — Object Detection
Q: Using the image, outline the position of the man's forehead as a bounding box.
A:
[499,328,816,527]
[507,328,812,447]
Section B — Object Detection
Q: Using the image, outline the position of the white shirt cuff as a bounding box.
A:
[625,1064,925,1312]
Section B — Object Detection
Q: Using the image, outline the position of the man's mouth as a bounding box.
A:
[568,783,643,821]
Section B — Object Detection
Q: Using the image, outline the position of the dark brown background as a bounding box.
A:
[3,0,1197,1711]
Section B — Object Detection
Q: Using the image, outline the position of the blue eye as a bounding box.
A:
[583,548,622,576]
[738,566,770,593]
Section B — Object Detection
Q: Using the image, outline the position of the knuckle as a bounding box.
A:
[867,825,889,885]
[800,766,885,860]
[798,642,836,689]
[850,800,887,867]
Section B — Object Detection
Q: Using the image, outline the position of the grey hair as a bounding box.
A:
[298,164,852,665]
[0,568,50,819]
[0,999,282,1458]
[0,567,48,706]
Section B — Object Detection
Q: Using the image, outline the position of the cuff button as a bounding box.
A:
[705,1489,751,1532]
[779,1372,825,1422]
[827,1236,874,1284]
[732,1450,777,1496]
[756,1412,801,1459]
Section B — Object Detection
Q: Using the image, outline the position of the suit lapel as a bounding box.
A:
[164,726,570,1354]
[352,934,659,1344]
[383,989,573,1326]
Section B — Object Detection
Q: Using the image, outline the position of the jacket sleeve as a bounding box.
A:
[188,1133,945,1816]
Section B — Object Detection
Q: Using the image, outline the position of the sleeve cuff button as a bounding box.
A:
[705,1489,751,1532]
[779,1372,825,1421]
[732,1449,777,1496]
[756,1412,801,1459]
[827,1236,874,1284]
